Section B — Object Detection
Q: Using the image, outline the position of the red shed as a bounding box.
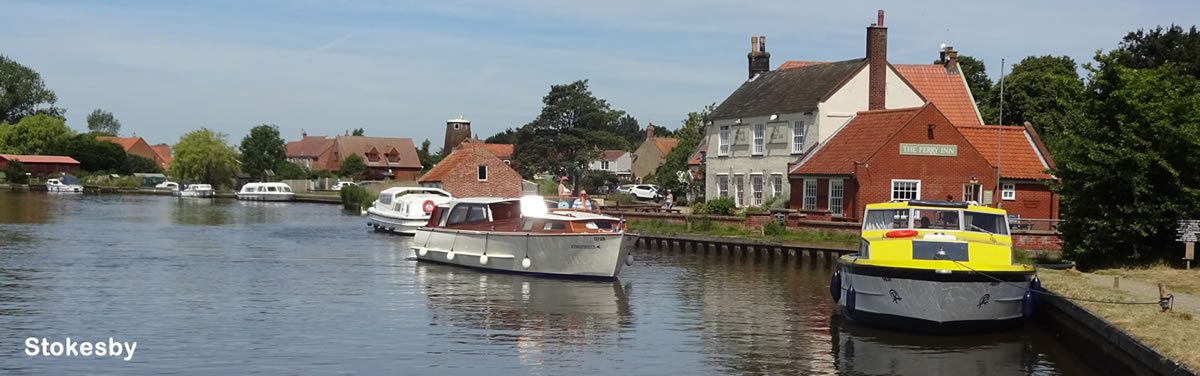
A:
[0,154,81,178]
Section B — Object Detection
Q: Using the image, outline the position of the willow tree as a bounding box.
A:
[170,128,239,188]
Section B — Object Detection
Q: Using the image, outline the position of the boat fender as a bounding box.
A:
[625,254,634,266]
[1030,276,1042,292]
[418,248,427,257]
[521,257,532,269]
[830,270,842,303]
[446,251,455,261]
[479,255,489,265]
[422,200,435,214]
[846,287,856,314]
[1022,290,1034,319]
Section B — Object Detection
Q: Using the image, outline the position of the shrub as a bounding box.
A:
[763,220,788,236]
[339,184,373,210]
[674,196,688,207]
[699,197,735,216]
[687,216,715,232]
[2,161,29,184]
[607,192,636,205]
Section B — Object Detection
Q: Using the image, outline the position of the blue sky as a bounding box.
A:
[2,0,1196,149]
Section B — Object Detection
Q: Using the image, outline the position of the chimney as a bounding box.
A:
[866,9,887,110]
[942,45,958,72]
[747,35,771,79]
[646,123,655,139]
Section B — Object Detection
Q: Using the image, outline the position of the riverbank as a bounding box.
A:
[626,219,860,247]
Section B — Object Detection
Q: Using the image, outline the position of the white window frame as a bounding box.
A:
[770,173,784,198]
[477,165,488,181]
[963,183,982,203]
[601,160,610,170]
[829,179,844,217]
[717,174,729,198]
[718,126,730,156]
[891,179,921,201]
[1002,183,1016,201]
[752,123,764,155]
[792,120,806,154]
[750,174,764,206]
[733,174,745,207]
[803,179,817,210]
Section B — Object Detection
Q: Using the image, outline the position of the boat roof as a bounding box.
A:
[380,187,451,196]
[445,197,517,205]
[866,200,1006,214]
[243,182,290,186]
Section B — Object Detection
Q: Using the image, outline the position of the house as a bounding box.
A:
[588,150,632,180]
[97,136,172,169]
[787,103,1057,222]
[460,139,515,166]
[630,126,678,180]
[0,154,81,178]
[285,135,422,179]
[958,123,1058,221]
[150,144,173,168]
[419,143,523,198]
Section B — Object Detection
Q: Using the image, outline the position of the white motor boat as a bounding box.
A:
[175,183,215,198]
[45,175,83,193]
[235,182,295,201]
[366,187,454,235]
[411,196,634,279]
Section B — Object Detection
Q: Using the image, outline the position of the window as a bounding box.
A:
[446,205,470,225]
[752,124,764,155]
[368,152,379,162]
[454,124,460,129]
[771,174,784,198]
[543,221,567,231]
[829,179,844,216]
[601,161,610,170]
[281,186,292,193]
[792,120,806,153]
[504,160,511,165]
[1002,183,1016,201]
[522,219,536,231]
[965,211,1009,235]
[891,179,921,201]
[466,205,489,223]
[863,209,911,230]
[717,174,729,198]
[750,174,764,206]
[963,183,982,203]
[477,165,487,181]
[803,179,817,210]
[267,186,277,192]
[733,174,745,207]
[914,209,961,230]
[718,126,730,156]
[387,152,399,163]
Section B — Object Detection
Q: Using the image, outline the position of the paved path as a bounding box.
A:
[1080,273,1200,315]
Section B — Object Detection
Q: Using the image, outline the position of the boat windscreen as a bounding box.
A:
[913,209,960,230]
[863,209,910,230]
[964,211,1009,235]
[61,175,80,185]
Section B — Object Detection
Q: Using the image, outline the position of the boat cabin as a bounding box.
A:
[862,200,1009,236]
[239,182,294,194]
[858,200,1014,265]
[425,197,623,234]
[374,187,453,217]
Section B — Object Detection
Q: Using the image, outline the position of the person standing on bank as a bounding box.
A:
[665,191,674,209]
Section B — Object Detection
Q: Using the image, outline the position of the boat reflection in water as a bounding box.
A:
[416,263,632,367]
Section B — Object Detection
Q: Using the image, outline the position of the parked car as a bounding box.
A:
[628,184,664,201]
[155,181,179,190]
[616,185,634,194]
[331,181,358,191]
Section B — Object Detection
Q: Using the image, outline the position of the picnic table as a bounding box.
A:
[633,207,682,214]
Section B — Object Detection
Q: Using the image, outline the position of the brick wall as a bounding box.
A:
[439,147,523,198]
[1012,231,1063,251]
[1001,182,1058,220]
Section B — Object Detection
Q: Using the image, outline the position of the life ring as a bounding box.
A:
[422,200,435,213]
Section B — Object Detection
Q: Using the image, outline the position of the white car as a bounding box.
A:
[331,181,358,191]
[628,184,663,200]
[155,181,179,190]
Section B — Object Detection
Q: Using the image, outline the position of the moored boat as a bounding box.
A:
[366,187,454,234]
[833,200,1036,333]
[175,183,215,198]
[411,196,633,278]
[235,182,295,201]
[45,175,83,193]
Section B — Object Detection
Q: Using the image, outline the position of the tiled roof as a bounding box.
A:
[600,150,627,161]
[334,136,421,169]
[652,138,678,155]
[1,154,80,164]
[478,143,513,159]
[95,136,144,152]
[777,61,829,69]
[959,125,1054,180]
[892,64,982,126]
[286,136,335,158]
[688,141,707,166]
[710,58,866,119]
[790,106,924,175]
[150,144,172,168]
[420,143,492,183]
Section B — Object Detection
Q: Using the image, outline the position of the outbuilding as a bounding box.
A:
[0,154,81,178]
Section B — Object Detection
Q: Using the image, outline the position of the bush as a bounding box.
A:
[674,196,688,207]
[687,216,715,232]
[607,192,636,205]
[763,220,787,236]
[2,160,29,184]
[123,154,163,174]
[339,184,373,210]
[580,170,618,193]
[698,197,735,216]
[536,178,559,195]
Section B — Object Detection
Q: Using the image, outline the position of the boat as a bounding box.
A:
[235,182,295,201]
[411,196,633,279]
[174,183,215,198]
[366,187,454,235]
[45,175,83,193]
[832,200,1036,333]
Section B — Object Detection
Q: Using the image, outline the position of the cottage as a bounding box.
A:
[285,135,422,179]
[418,143,523,198]
[0,154,81,178]
[630,126,678,180]
[96,136,173,169]
[589,150,632,180]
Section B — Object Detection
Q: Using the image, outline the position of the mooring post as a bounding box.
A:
[1113,276,1120,289]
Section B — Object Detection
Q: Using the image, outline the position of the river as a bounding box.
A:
[0,191,1096,375]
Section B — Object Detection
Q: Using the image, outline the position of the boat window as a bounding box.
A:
[522,219,536,231]
[446,205,471,225]
[543,221,567,231]
[913,209,960,230]
[863,209,911,230]
[258,186,266,192]
[490,202,520,221]
[267,186,277,192]
[378,193,392,205]
[466,205,489,223]
[964,211,1010,235]
[281,186,292,193]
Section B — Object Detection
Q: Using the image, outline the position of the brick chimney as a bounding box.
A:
[866,9,887,110]
[747,35,771,79]
[941,45,959,72]
[646,123,654,139]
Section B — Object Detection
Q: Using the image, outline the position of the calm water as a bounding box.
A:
[0,192,1096,375]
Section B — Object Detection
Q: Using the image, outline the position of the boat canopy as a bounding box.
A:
[61,174,80,185]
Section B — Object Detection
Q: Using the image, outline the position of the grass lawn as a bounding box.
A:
[626,219,860,246]
[1037,269,1198,372]
[1093,266,1200,296]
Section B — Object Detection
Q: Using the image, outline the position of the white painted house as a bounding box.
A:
[588,150,632,181]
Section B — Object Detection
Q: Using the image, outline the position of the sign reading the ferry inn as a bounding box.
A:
[899,143,958,157]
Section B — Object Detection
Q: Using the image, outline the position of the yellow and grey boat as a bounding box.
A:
[832,200,1036,333]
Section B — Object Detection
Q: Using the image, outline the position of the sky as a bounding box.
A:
[2,0,1197,150]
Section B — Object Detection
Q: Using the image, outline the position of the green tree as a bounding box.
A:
[484,128,518,144]
[0,55,64,124]
[580,170,619,193]
[170,128,239,188]
[1117,25,1200,78]
[654,105,713,196]
[86,108,121,135]
[1052,51,1200,268]
[53,134,126,172]
[0,114,74,154]
[338,154,366,180]
[123,154,163,174]
[238,124,286,181]
[955,56,993,113]
[2,160,29,184]
[416,139,445,173]
[986,56,1085,146]
[351,128,365,136]
[273,161,308,180]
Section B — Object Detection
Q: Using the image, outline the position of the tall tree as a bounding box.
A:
[986,56,1085,147]
[0,114,74,154]
[338,154,366,180]
[351,128,365,136]
[86,109,121,135]
[170,128,239,188]
[123,154,163,174]
[484,128,517,144]
[955,56,993,116]
[52,134,127,172]
[1117,25,1200,78]
[654,105,714,195]
[416,139,444,173]
[0,55,64,124]
[239,124,287,181]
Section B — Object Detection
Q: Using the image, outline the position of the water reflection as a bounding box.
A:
[170,199,230,226]
[0,191,54,224]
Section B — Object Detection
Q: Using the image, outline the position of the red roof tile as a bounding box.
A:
[286,136,335,157]
[95,136,144,152]
[150,144,172,168]
[333,136,421,169]
[600,150,627,161]
[478,144,513,159]
[687,142,707,166]
[420,143,502,183]
[790,107,923,175]
[1,154,80,164]
[652,138,678,155]
[892,64,981,126]
[959,125,1053,180]
[777,60,830,70]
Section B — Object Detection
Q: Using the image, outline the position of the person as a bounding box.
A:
[919,217,931,228]
[665,191,674,209]
[572,190,594,210]
[558,177,570,196]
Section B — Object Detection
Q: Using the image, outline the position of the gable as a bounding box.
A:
[893,64,982,126]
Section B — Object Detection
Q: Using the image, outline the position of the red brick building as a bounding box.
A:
[285,135,422,179]
[418,143,522,198]
[97,136,172,169]
[0,155,81,178]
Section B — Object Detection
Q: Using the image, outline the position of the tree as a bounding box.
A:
[985,56,1085,146]
[646,123,675,139]
[1117,25,1200,78]
[416,139,445,173]
[338,154,366,180]
[52,134,126,172]
[1051,51,1200,268]
[123,154,163,174]
[654,105,713,196]
[956,56,993,113]
[0,55,64,124]
[274,161,308,180]
[0,114,74,154]
[238,124,286,181]
[512,80,635,192]
[86,109,121,135]
[2,160,28,184]
[580,170,619,193]
[352,128,365,136]
[484,128,518,144]
[170,128,239,188]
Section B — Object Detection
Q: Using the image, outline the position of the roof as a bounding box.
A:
[866,201,1006,214]
[0,154,81,164]
[688,141,707,166]
[446,197,515,205]
[600,150,627,161]
[777,60,829,69]
[892,64,982,126]
[958,124,1054,180]
[710,58,866,119]
[652,138,678,155]
[789,106,924,175]
[286,136,335,158]
[420,143,497,183]
[478,144,513,159]
[333,136,421,169]
[150,144,172,167]
[95,136,145,151]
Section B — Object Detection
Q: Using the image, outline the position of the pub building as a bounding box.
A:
[787,102,1058,225]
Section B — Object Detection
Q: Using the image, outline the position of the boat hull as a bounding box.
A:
[366,209,429,235]
[235,193,294,201]
[837,262,1033,333]
[176,190,215,198]
[411,230,632,279]
[46,185,83,193]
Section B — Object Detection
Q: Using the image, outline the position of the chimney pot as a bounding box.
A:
[878,9,884,26]
[746,35,771,79]
[646,124,654,139]
[751,36,758,53]
[758,36,766,52]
